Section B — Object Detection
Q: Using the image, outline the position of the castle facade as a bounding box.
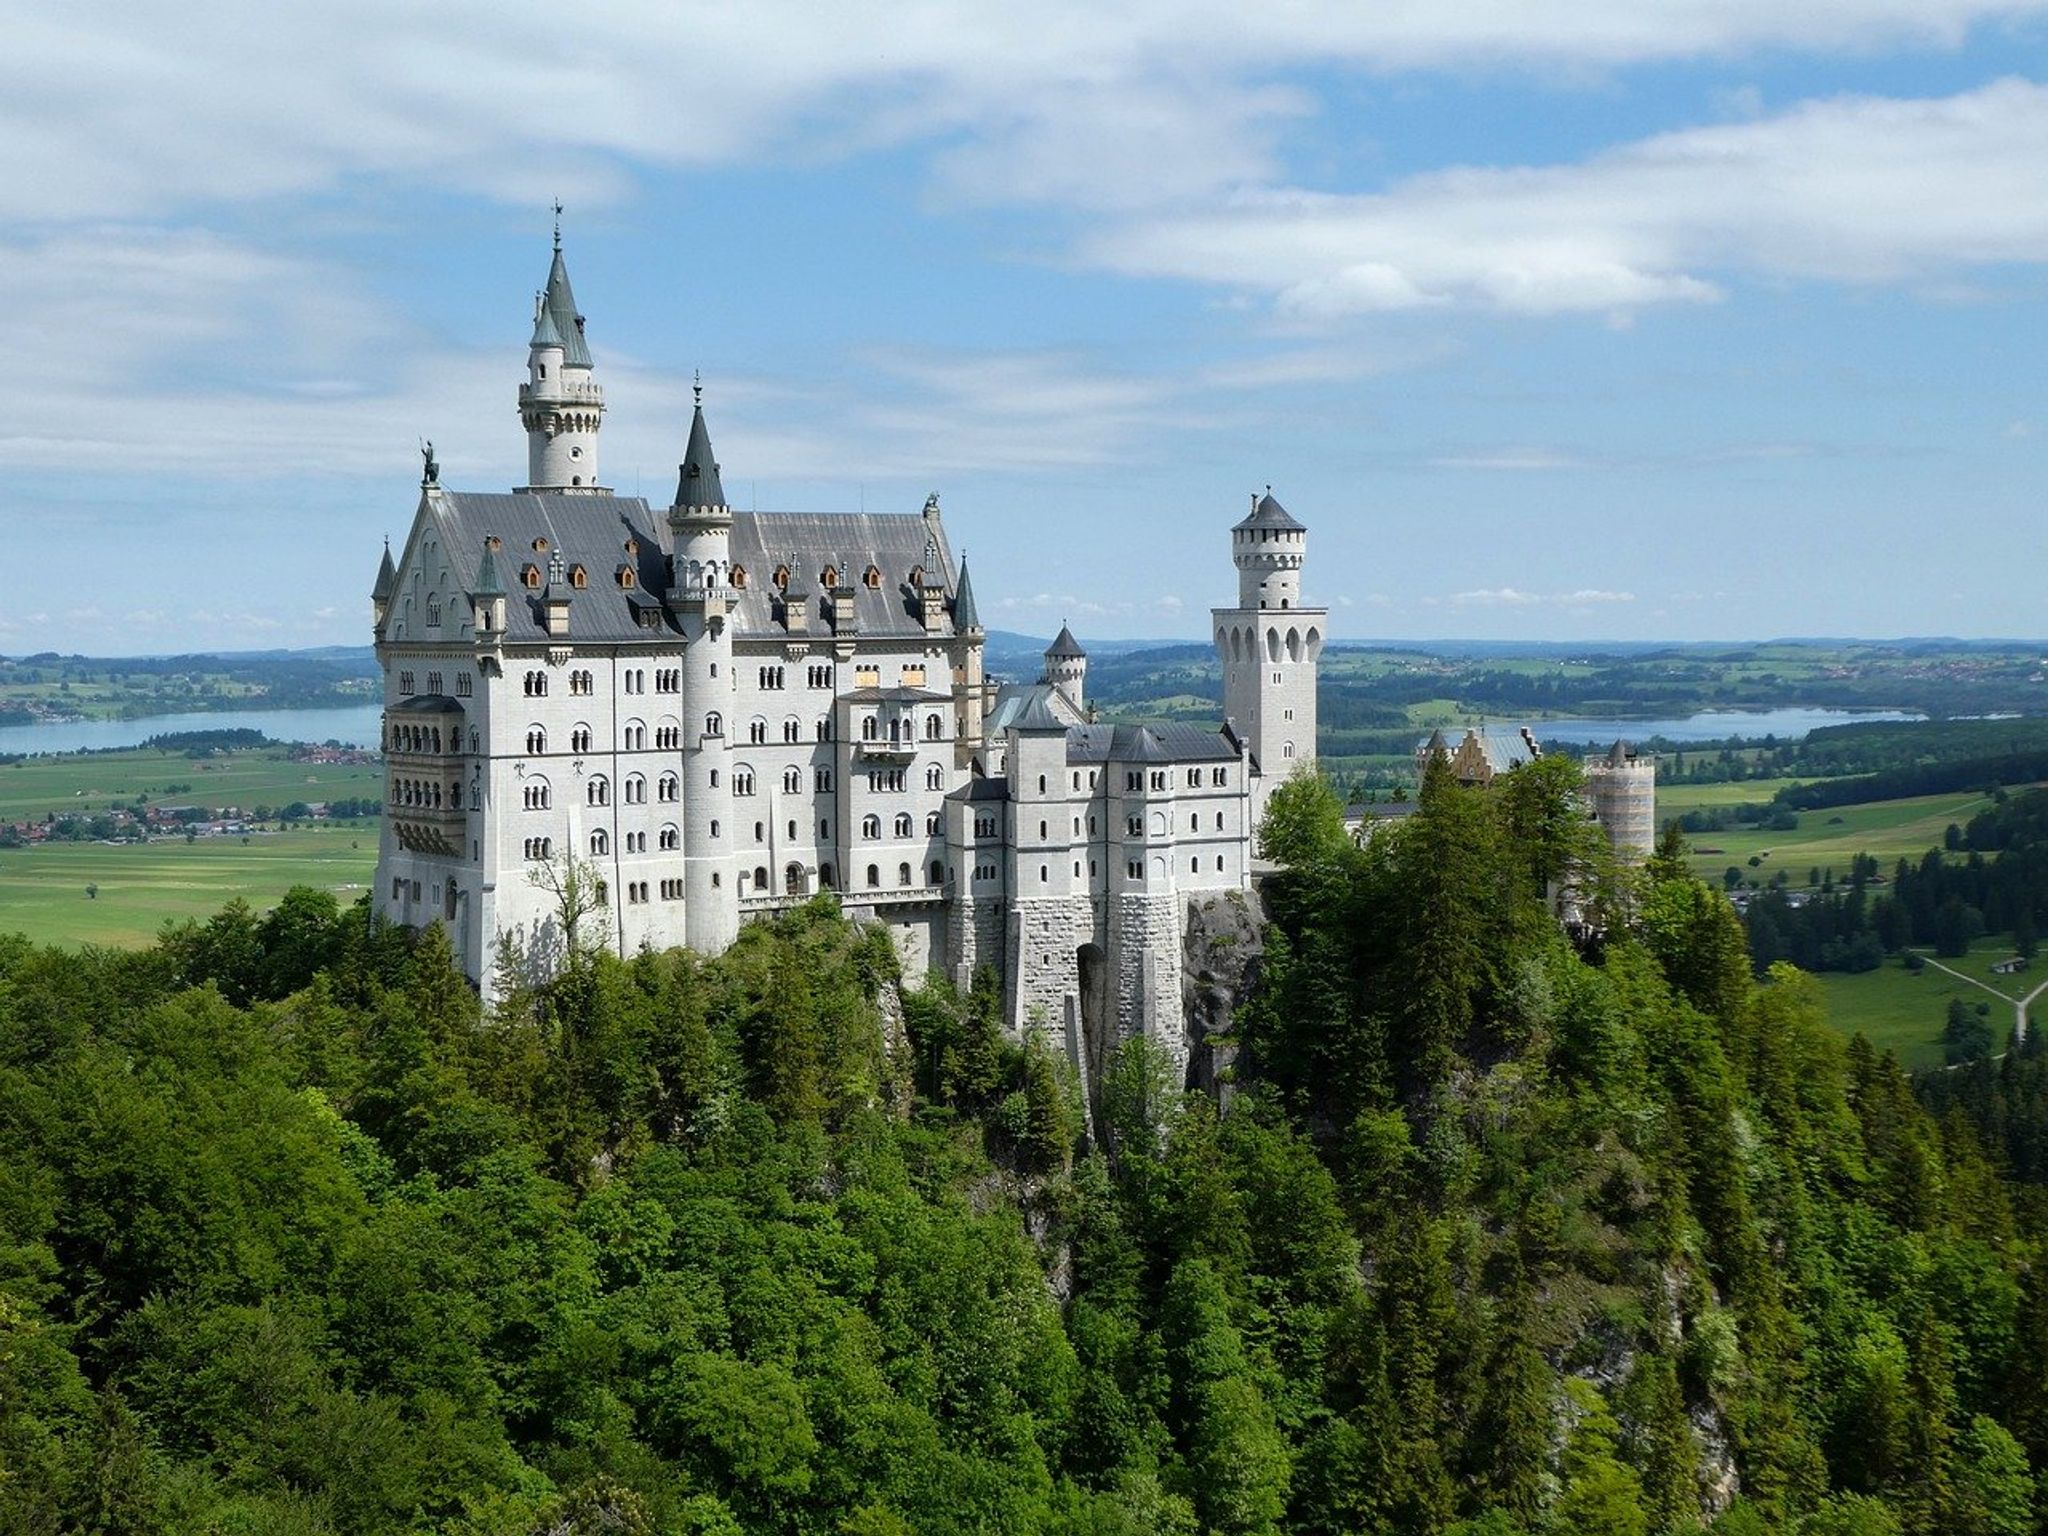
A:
[373,236,1331,1080]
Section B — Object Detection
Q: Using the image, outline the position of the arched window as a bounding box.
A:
[783,717,801,743]
[897,861,912,886]
[523,780,551,810]
[625,775,646,804]
[782,767,801,794]
[894,812,913,838]
[624,721,646,750]
[925,713,942,740]
[660,824,679,850]
[571,725,591,753]
[861,715,878,742]
[526,726,546,754]
[658,773,679,802]
[859,814,879,839]
[587,776,609,806]
[749,719,768,745]
[865,864,880,888]
[819,863,835,889]
[735,768,755,795]
[927,810,942,835]
[930,861,945,885]
[590,829,609,856]
[705,712,722,737]
[925,764,944,791]
[755,865,770,890]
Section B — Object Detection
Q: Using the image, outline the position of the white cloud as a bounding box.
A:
[1087,78,2048,314]
[4,3,2042,225]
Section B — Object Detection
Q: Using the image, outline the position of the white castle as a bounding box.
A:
[371,234,1329,1072]
[372,234,1648,1080]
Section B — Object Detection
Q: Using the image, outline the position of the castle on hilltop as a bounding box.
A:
[372,233,1650,1085]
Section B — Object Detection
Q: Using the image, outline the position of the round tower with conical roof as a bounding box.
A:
[1044,622,1087,713]
[669,385,739,951]
[518,218,607,494]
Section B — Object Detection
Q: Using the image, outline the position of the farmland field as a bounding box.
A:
[0,744,381,823]
[1815,938,2033,1071]
[0,822,377,947]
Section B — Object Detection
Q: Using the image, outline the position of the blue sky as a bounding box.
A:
[4,2,2045,653]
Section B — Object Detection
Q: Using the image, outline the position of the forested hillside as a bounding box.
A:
[3,762,2046,1533]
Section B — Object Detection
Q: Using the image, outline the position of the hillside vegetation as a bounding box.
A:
[3,761,2046,1534]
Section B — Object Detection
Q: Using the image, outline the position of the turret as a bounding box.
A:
[1044,623,1087,714]
[371,539,396,630]
[1233,488,1306,610]
[667,384,738,952]
[518,218,607,495]
[542,551,572,638]
[952,556,986,761]
[471,536,507,638]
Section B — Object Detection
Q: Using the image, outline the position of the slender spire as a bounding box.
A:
[473,537,505,597]
[530,289,563,349]
[541,235,591,367]
[953,556,981,632]
[372,538,397,601]
[674,389,727,510]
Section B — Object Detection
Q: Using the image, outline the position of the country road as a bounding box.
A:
[1910,951,2048,1064]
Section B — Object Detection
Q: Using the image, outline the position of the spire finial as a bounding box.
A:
[552,200,563,251]
[693,369,702,408]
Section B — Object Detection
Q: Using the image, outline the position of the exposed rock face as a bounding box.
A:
[1181,886,1266,1104]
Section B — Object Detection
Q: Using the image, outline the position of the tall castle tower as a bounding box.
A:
[1213,489,1326,828]
[670,386,739,951]
[519,215,607,495]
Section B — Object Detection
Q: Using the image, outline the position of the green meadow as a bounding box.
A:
[0,822,378,948]
[1814,938,2035,1072]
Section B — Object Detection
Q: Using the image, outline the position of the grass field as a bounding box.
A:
[0,746,382,822]
[1816,938,2032,1071]
[1679,788,1999,885]
[0,822,377,947]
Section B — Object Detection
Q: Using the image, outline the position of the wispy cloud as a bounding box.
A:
[1452,587,1637,606]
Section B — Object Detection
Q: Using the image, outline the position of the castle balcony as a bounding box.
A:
[518,379,605,405]
[853,739,918,764]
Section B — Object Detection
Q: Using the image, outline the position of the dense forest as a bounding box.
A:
[5,760,2048,1532]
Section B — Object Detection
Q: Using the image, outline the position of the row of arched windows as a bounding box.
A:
[388,723,449,754]
[389,778,462,810]
[857,811,943,839]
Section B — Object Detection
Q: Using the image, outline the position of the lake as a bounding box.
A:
[1533,707,1923,746]
[0,702,1933,758]
[0,704,387,756]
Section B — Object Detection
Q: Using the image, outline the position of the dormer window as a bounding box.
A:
[730,565,747,589]
[623,536,639,557]
[486,535,502,552]
[772,564,790,591]
[521,564,542,589]
[863,564,882,589]
[821,565,838,589]
[569,564,588,589]
[616,564,636,589]
[531,537,549,553]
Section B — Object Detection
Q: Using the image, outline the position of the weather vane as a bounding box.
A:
[552,199,563,250]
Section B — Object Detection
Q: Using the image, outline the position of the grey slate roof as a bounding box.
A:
[1066,721,1239,764]
[984,681,1083,734]
[727,509,964,641]
[953,558,981,632]
[950,775,1011,802]
[1008,693,1069,733]
[542,247,592,368]
[674,401,726,509]
[1046,622,1086,659]
[372,541,397,601]
[1233,490,1305,532]
[422,491,673,644]
[840,686,955,704]
[530,297,564,350]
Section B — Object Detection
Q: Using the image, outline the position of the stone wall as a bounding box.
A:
[1181,887,1266,1104]
[1109,891,1189,1080]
